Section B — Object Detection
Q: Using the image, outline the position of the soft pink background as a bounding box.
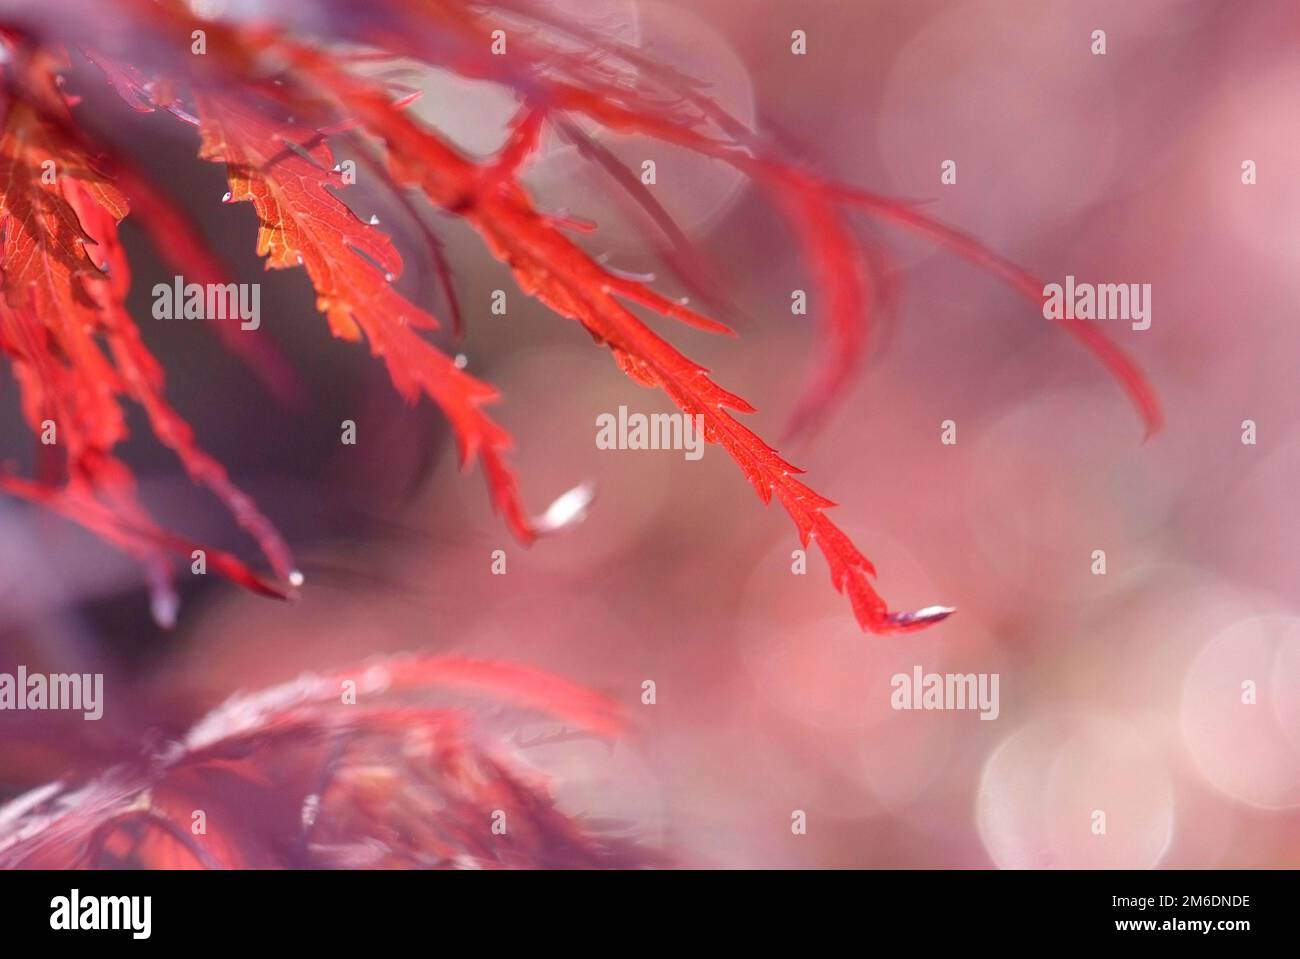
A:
[2,0,1298,867]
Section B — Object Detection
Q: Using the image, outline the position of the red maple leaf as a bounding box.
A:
[0,655,649,869]
[0,0,1161,635]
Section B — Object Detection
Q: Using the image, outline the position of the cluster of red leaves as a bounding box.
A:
[0,0,1159,633]
[0,655,649,868]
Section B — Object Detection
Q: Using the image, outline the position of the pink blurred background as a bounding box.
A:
[2,0,1299,867]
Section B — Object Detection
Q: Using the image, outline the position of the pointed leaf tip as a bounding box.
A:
[883,604,956,631]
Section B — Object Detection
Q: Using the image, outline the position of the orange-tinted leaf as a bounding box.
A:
[194,93,540,543]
